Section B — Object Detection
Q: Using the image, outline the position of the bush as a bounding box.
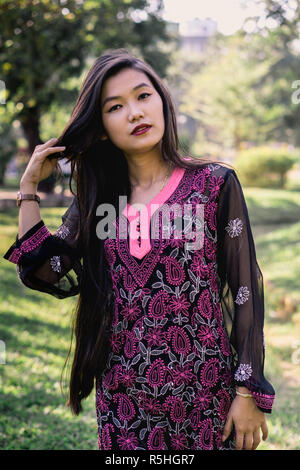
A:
[235,146,299,188]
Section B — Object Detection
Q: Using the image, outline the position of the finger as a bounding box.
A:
[244,432,253,450]
[235,431,244,450]
[38,147,66,158]
[252,428,261,450]
[46,146,66,152]
[261,420,268,441]
[37,137,59,150]
[222,414,233,441]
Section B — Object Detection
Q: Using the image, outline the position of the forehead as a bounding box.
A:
[101,68,152,97]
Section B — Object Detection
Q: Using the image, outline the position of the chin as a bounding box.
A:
[126,137,162,153]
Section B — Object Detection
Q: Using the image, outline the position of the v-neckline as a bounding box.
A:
[116,166,186,264]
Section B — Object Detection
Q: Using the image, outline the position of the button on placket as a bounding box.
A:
[121,166,185,260]
[137,211,141,247]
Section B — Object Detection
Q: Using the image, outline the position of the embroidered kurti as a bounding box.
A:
[3,163,275,450]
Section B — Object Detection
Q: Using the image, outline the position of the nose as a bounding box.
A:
[128,103,144,122]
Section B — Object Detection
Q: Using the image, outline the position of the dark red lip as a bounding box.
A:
[131,123,152,134]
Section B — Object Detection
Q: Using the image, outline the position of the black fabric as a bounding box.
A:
[3,197,83,299]
[3,169,275,413]
[216,170,275,412]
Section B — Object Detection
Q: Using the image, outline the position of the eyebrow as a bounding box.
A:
[102,82,152,108]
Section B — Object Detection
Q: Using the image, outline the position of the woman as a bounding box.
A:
[3,49,275,450]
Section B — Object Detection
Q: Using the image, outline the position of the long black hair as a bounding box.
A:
[53,48,233,415]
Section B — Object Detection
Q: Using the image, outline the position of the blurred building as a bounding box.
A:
[179,17,218,53]
[166,17,218,54]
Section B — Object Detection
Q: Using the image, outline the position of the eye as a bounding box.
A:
[139,92,151,100]
[108,104,122,113]
[107,93,151,112]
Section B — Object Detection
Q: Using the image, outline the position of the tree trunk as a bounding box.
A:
[21,109,42,154]
[21,109,55,193]
[279,171,286,189]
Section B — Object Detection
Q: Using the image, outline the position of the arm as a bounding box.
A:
[18,184,42,239]
[3,194,83,299]
[3,137,83,298]
[216,169,275,448]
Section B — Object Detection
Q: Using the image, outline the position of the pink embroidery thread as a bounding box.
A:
[8,225,52,264]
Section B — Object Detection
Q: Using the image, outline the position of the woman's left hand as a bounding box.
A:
[222,395,268,450]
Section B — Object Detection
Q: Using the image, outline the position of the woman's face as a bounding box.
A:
[100,67,165,157]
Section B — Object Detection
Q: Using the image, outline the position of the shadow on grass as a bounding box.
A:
[256,223,300,256]
[0,311,69,336]
[246,196,300,226]
[273,274,300,292]
[0,311,72,359]
[0,389,97,450]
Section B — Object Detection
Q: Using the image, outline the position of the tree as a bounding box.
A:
[244,0,300,146]
[171,32,282,156]
[167,6,300,158]
[0,104,18,185]
[0,0,172,190]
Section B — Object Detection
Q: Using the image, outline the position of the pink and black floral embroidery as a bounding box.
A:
[234,363,253,381]
[7,225,52,264]
[2,161,274,450]
[96,164,240,450]
[93,164,275,450]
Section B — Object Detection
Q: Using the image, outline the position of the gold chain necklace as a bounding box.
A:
[136,163,173,243]
[159,164,173,192]
[131,164,173,192]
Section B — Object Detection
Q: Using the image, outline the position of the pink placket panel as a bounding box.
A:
[122,166,186,259]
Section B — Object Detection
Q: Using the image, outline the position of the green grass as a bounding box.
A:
[244,187,300,225]
[245,187,300,450]
[0,207,97,450]
[1,188,300,450]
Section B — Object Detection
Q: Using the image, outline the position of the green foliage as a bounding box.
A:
[235,146,299,188]
[245,0,300,146]
[166,1,300,156]
[169,33,284,154]
[0,0,173,175]
[0,0,171,114]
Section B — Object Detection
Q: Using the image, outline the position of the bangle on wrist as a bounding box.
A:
[235,389,253,398]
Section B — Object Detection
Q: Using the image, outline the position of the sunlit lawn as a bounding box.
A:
[0,207,98,450]
[0,187,300,450]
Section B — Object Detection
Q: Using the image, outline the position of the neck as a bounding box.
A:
[125,146,173,189]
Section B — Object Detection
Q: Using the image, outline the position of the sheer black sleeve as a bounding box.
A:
[3,196,82,299]
[216,169,275,413]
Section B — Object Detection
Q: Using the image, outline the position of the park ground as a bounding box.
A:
[0,184,300,450]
